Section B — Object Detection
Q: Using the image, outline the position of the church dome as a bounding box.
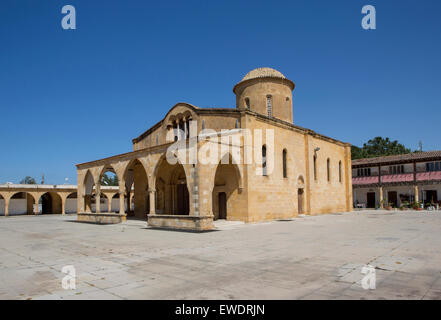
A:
[233,67,294,94]
[241,67,287,82]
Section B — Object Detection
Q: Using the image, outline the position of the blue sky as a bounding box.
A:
[1,0,440,184]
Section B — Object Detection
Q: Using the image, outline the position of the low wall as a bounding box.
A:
[0,199,27,215]
[77,212,126,224]
[147,214,214,231]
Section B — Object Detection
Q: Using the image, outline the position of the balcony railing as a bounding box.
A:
[353,170,441,185]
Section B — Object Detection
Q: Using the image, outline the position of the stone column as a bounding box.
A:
[107,196,112,212]
[126,191,131,215]
[84,195,92,213]
[149,189,156,215]
[414,185,419,203]
[190,164,199,216]
[4,198,9,217]
[35,197,40,214]
[61,197,66,215]
[177,122,181,141]
[379,187,384,209]
[95,190,101,213]
[119,192,125,215]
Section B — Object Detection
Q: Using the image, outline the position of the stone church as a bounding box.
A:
[76,67,353,230]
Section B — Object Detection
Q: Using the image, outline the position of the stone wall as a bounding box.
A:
[148,214,214,231]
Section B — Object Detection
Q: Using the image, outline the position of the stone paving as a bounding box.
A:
[1,210,441,300]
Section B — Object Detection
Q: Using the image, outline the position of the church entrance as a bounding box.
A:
[177,183,189,215]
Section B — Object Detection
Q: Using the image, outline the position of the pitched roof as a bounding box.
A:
[352,151,441,166]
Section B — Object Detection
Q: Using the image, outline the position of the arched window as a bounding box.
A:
[266,95,272,118]
[282,149,287,178]
[156,134,159,145]
[173,122,178,142]
[202,119,205,130]
[313,155,317,181]
[327,158,331,182]
[235,119,239,128]
[262,145,267,176]
[339,161,342,182]
[245,97,250,109]
[185,119,190,138]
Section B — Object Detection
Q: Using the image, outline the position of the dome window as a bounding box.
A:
[245,98,250,109]
[266,95,272,118]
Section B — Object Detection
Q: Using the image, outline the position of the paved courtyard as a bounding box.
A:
[1,210,441,300]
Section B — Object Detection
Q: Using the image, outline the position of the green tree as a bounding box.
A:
[351,137,412,160]
[101,173,118,186]
[20,176,37,184]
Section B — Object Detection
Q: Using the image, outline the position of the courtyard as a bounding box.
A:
[1,210,441,300]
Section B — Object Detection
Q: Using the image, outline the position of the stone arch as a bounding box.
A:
[209,151,243,193]
[163,103,198,125]
[83,170,95,212]
[103,192,116,212]
[98,165,120,213]
[211,153,243,220]
[40,192,62,214]
[296,175,306,215]
[122,158,150,219]
[0,193,4,215]
[65,192,78,214]
[99,164,120,186]
[7,192,36,215]
[152,152,192,191]
[153,153,192,215]
[297,175,305,187]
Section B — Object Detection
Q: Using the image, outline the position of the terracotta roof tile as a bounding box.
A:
[352,151,441,166]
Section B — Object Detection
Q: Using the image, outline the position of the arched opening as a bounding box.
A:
[212,153,242,220]
[99,167,119,214]
[266,95,272,118]
[339,161,342,183]
[298,189,304,214]
[65,192,78,214]
[262,145,267,176]
[4,192,35,215]
[313,155,317,181]
[327,158,331,182]
[282,149,288,178]
[245,97,250,109]
[0,194,4,216]
[124,159,149,219]
[83,170,95,213]
[40,192,62,214]
[100,169,118,187]
[154,156,189,215]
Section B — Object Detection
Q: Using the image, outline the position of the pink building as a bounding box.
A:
[352,151,441,208]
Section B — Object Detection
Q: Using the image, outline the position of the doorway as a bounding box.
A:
[425,190,438,204]
[41,193,53,214]
[298,189,304,214]
[218,192,227,219]
[388,191,398,208]
[367,192,376,208]
[177,183,189,215]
